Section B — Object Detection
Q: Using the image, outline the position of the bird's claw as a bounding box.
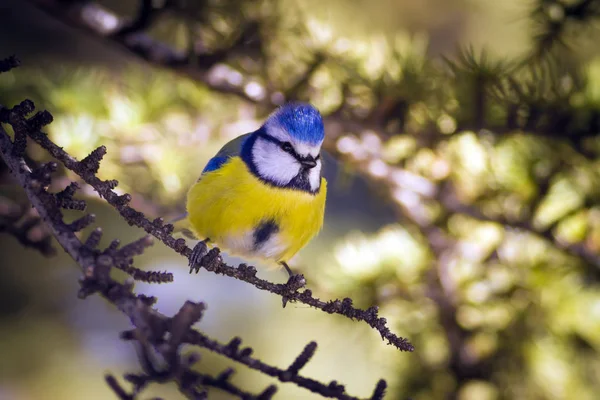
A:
[282,273,306,308]
[285,273,306,291]
[189,239,209,274]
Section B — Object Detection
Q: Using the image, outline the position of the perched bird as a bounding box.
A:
[185,102,327,276]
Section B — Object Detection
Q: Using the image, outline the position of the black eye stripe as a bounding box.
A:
[281,142,294,152]
[257,132,318,162]
[258,132,299,158]
[258,132,282,147]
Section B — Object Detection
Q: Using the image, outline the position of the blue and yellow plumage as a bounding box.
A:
[185,102,327,274]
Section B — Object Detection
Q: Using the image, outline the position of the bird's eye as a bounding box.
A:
[281,142,293,153]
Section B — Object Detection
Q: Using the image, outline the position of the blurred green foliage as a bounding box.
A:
[2,0,600,399]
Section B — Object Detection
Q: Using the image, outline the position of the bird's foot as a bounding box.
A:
[189,238,210,274]
[281,263,306,308]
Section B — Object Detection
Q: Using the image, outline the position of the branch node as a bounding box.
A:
[78,276,101,299]
[171,301,206,345]
[286,341,317,376]
[31,162,57,186]
[28,110,54,129]
[97,254,114,268]
[366,306,379,319]
[285,274,306,292]
[237,263,257,277]
[152,217,164,226]
[80,146,107,173]
[327,380,345,395]
[174,238,187,253]
[124,373,149,392]
[105,374,133,400]
[84,227,103,248]
[216,367,234,382]
[162,223,174,234]
[323,299,342,314]
[257,385,278,400]
[116,193,132,206]
[11,131,27,159]
[200,248,222,271]
[370,379,387,400]
[226,337,242,355]
[56,182,86,210]
[116,235,154,260]
[239,347,253,358]
[14,99,35,116]
[68,213,96,232]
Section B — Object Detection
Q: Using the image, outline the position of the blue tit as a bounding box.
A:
[186,102,327,276]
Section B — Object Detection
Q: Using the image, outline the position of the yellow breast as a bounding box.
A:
[186,157,327,264]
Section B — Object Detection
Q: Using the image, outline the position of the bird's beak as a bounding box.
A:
[300,156,317,169]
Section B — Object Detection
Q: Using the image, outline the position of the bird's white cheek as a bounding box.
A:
[252,142,300,185]
[308,160,322,191]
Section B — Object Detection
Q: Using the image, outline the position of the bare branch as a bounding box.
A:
[10,103,413,352]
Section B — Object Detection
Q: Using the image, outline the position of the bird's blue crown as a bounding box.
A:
[265,102,325,145]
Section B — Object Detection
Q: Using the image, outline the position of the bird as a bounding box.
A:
[185,102,327,277]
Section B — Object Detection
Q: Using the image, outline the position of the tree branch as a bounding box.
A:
[0,57,409,399]
[11,105,412,351]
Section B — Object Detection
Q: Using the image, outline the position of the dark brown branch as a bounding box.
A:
[13,106,412,352]
[186,332,370,399]
[0,102,380,399]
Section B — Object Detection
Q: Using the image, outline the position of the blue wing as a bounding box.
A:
[200,133,252,176]
[202,156,229,174]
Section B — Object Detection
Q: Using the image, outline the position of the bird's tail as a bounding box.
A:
[168,212,197,239]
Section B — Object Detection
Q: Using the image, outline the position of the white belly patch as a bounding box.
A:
[221,225,288,260]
